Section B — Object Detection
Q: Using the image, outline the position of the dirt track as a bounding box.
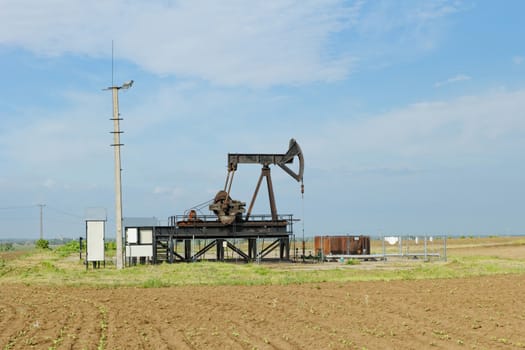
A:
[1,274,524,349]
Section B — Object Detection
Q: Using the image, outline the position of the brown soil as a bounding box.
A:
[0,250,28,261]
[1,274,525,349]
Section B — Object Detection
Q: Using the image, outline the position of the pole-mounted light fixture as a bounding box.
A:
[121,80,134,90]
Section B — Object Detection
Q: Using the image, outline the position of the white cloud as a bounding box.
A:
[513,56,524,65]
[0,0,359,87]
[0,0,461,87]
[412,0,463,20]
[358,0,462,34]
[43,179,56,189]
[434,74,471,87]
[354,0,464,54]
[304,88,525,169]
[153,186,184,200]
[0,91,110,180]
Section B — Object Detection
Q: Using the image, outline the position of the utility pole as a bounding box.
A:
[105,79,133,270]
[38,204,45,240]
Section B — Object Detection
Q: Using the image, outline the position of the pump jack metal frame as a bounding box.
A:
[226,138,304,221]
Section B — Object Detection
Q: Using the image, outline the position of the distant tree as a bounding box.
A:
[35,239,50,250]
[0,242,14,251]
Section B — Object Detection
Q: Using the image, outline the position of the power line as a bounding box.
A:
[0,205,38,210]
[0,204,83,219]
[46,205,83,219]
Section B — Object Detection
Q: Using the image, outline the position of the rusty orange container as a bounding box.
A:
[314,235,370,255]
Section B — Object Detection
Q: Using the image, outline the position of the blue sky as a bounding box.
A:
[0,0,524,239]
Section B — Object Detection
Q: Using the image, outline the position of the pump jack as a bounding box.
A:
[132,139,305,263]
[209,139,304,224]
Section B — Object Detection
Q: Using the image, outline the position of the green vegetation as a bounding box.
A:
[0,238,524,288]
[0,242,14,251]
[98,306,108,350]
[0,252,524,288]
[54,240,84,257]
[105,240,116,251]
[35,239,50,250]
[345,259,361,265]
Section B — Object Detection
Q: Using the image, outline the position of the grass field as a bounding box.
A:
[1,236,524,287]
[1,236,524,349]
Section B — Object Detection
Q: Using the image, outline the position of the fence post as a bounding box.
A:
[444,236,447,262]
[424,235,428,261]
[382,236,386,261]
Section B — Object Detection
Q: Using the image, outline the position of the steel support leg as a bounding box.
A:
[168,236,174,263]
[279,237,290,260]
[216,239,224,261]
[184,239,192,261]
[248,238,257,259]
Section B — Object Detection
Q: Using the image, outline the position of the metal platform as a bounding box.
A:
[163,214,291,238]
[125,214,295,264]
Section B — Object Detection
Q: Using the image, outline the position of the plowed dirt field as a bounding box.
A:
[2,274,524,349]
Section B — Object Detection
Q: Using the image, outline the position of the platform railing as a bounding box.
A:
[168,214,294,227]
